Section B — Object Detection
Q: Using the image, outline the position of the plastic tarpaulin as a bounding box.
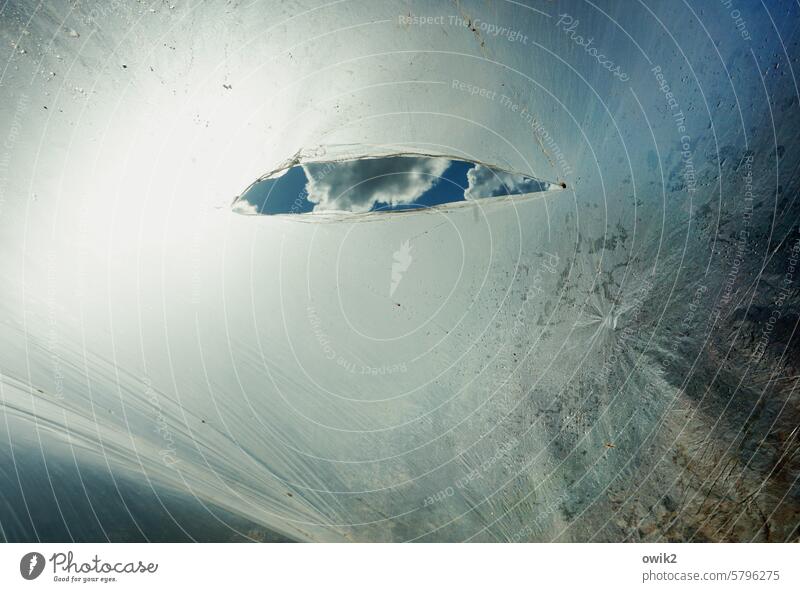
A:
[0,0,798,541]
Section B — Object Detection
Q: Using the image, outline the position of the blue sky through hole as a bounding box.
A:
[234,156,552,215]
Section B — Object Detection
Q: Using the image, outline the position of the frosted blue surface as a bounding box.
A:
[0,0,798,542]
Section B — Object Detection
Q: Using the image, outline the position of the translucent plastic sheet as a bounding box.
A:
[0,0,798,542]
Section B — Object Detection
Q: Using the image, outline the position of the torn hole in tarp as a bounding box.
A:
[232,152,566,217]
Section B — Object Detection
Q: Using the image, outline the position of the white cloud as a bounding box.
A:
[232,199,260,215]
[304,157,451,212]
[464,164,547,200]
